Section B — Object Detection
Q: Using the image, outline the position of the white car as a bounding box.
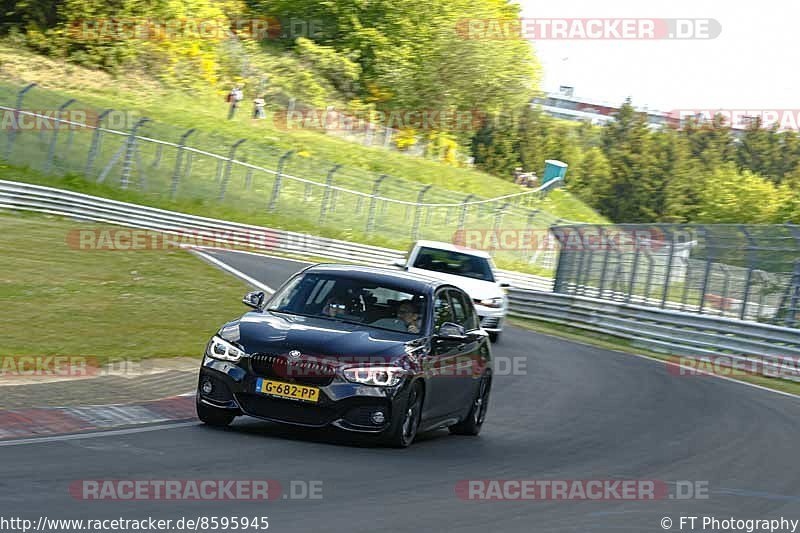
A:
[394,240,509,342]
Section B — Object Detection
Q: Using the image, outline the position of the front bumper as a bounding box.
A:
[197,356,411,433]
[474,303,506,333]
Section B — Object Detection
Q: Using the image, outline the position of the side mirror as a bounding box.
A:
[392,259,408,270]
[242,290,265,310]
[498,281,511,288]
[436,321,466,340]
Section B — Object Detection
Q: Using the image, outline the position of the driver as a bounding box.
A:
[322,295,350,318]
[371,300,421,333]
[396,301,421,334]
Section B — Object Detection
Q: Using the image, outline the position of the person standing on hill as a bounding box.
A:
[227,86,244,120]
[253,95,266,119]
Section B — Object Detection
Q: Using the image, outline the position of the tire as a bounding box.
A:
[449,372,491,436]
[196,394,236,427]
[489,331,500,343]
[382,382,424,448]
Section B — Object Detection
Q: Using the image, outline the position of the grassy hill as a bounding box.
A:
[0,44,602,218]
[0,43,604,274]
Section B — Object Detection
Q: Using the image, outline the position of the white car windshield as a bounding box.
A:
[412,247,495,282]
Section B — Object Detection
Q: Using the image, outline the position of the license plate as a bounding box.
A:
[255,378,320,403]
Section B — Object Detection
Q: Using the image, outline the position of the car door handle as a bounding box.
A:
[457,343,466,351]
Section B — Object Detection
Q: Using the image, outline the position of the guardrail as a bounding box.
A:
[0,180,554,291]
[5,179,800,380]
[508,289,800,381]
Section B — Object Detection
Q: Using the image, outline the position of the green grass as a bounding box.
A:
[0,159,558,276]
[0,43,604,222]
[509,316,800,396]
[0,213,251,362]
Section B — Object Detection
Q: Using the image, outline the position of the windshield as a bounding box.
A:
[412,247,495,282]
[267,273,427,335]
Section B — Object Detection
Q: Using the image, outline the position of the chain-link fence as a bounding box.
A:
[0,81,578,272]
[551,223,800,326]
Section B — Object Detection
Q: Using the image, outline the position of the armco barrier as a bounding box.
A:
[0,179,554,291]
[4,179,800,381]
[508,289,800,381]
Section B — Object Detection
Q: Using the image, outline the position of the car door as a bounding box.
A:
[424,288,464,421]
[446,288,485,411]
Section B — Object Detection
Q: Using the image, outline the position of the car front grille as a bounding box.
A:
[480,316,500,329]
[249,353,336,387]
[236,393,336,426]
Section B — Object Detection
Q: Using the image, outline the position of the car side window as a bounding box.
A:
[433,290,454,331]
[449,290,479,331]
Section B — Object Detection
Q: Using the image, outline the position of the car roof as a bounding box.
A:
[303,263,455,292]
[414,240,492,259]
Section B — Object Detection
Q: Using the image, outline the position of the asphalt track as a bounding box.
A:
[3,250,800,532]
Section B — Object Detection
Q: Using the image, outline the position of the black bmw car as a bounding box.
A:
[196,264,493,447]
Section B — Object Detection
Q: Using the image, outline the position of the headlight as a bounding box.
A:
[479,297,504,309]
[342,366,407,387]
[206,336,246,362]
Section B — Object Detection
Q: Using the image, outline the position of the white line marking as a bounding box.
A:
[0,421,199,447]
[191,249,275,294]
[191,246,314,266]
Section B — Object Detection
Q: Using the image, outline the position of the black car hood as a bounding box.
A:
[234,311,415,363]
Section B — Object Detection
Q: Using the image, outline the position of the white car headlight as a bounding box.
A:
[342,366,408,387]
[206,335,246,362]
[479,297,504,309]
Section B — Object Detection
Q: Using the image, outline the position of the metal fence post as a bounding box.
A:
[597,226,611,298]
[625,229,642,304]
[218,139,246,201]
[552,228,568,293]
[718,264,731,316]
[318,164,341,224]
[5,83,36,160]
[697,229,713,314]
[121,118,149,189]
[86,109,113,177]
[170,128,195,199]
[660,227,677,309]
[740,226,756,320]
[269,150,294,211]
[366,174,387,234]
[574,226,594,296]
[680,258,693,311]
[490,202,510,253]
[412,185,432,240]
[150,143,163,170]
[45,98,76,173]
[642,249,655,302]
[458,194,476,232]
[242,156,254,190]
